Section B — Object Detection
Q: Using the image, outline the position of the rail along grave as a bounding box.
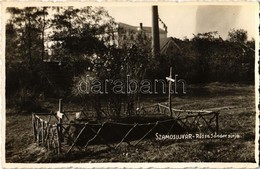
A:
[32,102,219,154]
[32,68,219,154]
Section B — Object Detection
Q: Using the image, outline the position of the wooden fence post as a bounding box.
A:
[58,99,63,124]
[215,112,219,134]
[32,113,37,142]
[157,104,160,114]
[58,99,64,142]
[36,118,40,145]
[168,67,173,117]
[41,120,44,145]
[56,124,62,154]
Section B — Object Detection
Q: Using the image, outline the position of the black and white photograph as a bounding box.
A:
[2,2,259,167]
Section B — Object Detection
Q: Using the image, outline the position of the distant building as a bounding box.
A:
[117,22,167,47]
[118,22,167,39]
[116,22,182,56]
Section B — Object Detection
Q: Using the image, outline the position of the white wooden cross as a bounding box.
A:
[165,67,174,117]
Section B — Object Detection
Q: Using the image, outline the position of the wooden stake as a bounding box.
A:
[47,112,52,123]
[168,67,173,117]
[216,112,219,134]
[67,124,87,154]
[134,122,159,146]
[58,99,64,142]
[41,121,44,145]
[157,104,161,114]
[115,124,137,149]
[167,120,177,134]
[84,123,105,149]
[56,124,61,154]
[32,114,36,142]
[50,127,56,150]
[58,99,63,124]
[44,124,50,145]
[36,119,40,145]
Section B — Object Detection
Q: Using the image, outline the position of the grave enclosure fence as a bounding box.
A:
[32,100,219,154]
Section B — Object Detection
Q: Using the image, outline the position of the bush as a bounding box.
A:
[10,88,44,114]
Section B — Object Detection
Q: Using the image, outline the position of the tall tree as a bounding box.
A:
[7,7,51,66]
[50,6,117,74]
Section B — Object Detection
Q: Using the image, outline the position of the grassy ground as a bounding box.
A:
[5,83,256,163]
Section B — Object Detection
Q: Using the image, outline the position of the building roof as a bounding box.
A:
[118,22,166,34]
[160,37,182,55]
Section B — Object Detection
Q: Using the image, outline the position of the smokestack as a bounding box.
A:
[152,5,160,57]
[140,23,143,30]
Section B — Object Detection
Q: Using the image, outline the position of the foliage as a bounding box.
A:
[6,7,50,65]
[227,29,248,43]
[155,31,255,84]
[191,30,254,83]
[71,28,153,118]
[6,7,119,115]
[6,7,50,101]
[50,6,117,75]
[6,5,255,116]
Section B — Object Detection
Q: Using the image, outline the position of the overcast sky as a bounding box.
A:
[105,4,257,40]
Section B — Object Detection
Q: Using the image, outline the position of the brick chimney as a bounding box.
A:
[140,23,143,30]
[152,6,160,57]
